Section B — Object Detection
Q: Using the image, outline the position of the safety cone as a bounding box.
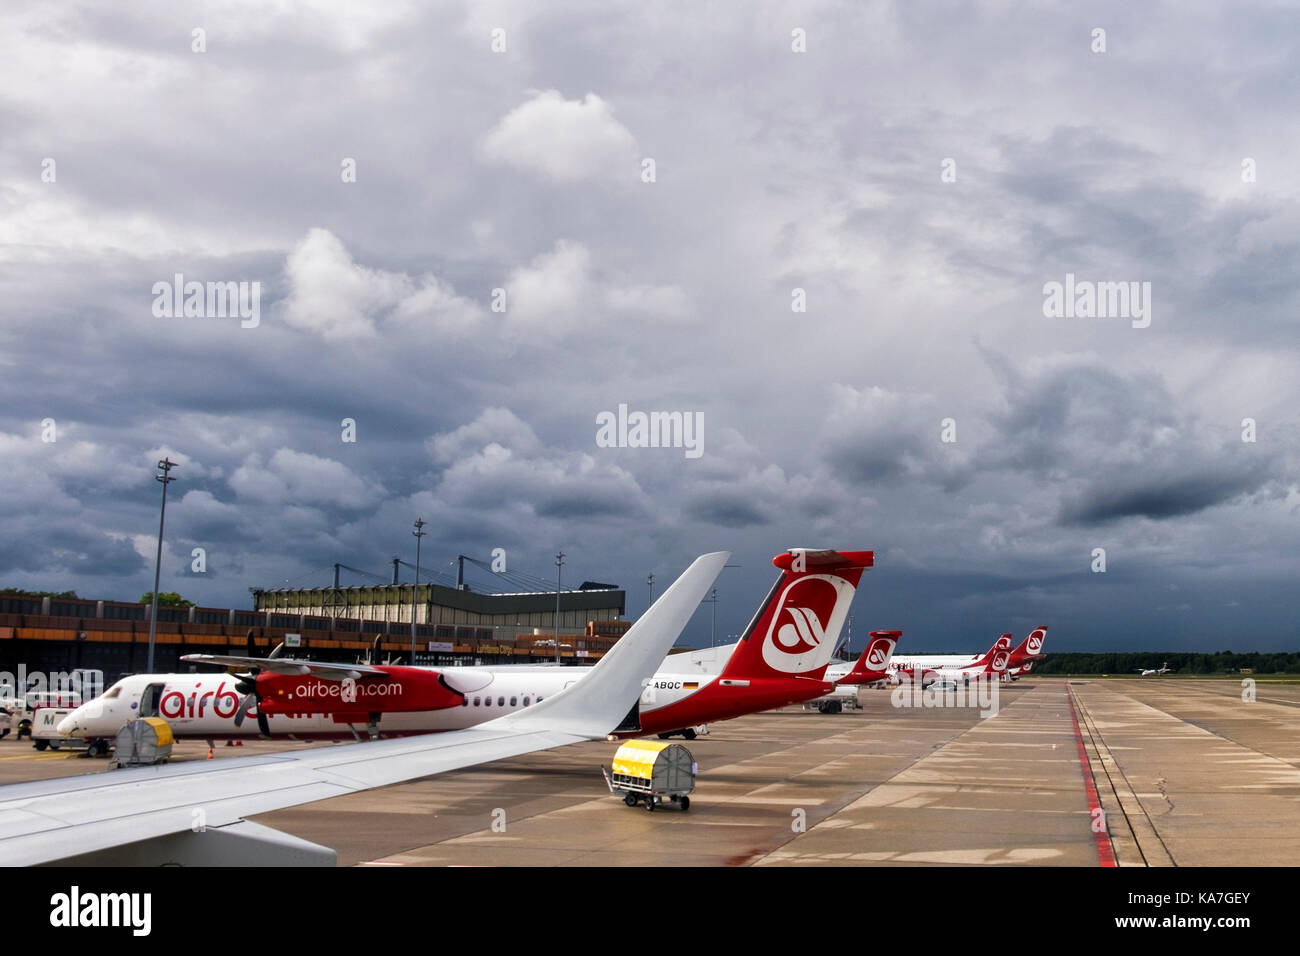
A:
[235,741,243,747]
[207,747,214,760]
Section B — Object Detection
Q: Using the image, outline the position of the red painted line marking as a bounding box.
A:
[1067,683,1117,867]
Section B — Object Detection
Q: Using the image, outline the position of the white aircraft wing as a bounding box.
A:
[0,551,730,867]
[179,654,390,681]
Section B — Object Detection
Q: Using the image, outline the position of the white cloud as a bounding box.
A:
[278,229,483,340]
[605,284,692,321]
[480,90,638,183]
[426,407,649,521]
[428,407,541,464]
[504,239,692,334]
[229,448,382,508]
[505,240,593,331]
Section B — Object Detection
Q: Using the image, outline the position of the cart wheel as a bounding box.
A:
[624,793,637,807]
[680,796,690,811]
[645,797,656,812]
[33,739,48,751]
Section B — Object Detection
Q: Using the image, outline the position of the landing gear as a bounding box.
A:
[658,727,699,740]
[817,701,843,715]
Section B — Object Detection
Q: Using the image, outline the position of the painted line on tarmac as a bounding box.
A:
[1067,684,1116,868]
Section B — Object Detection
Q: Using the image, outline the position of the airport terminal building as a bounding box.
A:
[0,581,629,682]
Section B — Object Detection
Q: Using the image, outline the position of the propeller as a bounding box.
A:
[233,630,271,736]
[231,672,272,736]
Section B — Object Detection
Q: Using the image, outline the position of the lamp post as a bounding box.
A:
[411,518,426,664]
[146,457,177,673]
[647,572,654,612]
[554,552,565,664]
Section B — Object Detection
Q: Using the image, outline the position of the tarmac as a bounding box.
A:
[2,677,1297,866]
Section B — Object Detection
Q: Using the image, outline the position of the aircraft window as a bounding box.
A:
[497,696,505,707]
[484,697,491,707]
[103,686,122,700]
[510,696,518,707]
[461,698,468,707]
[522,696,531,706]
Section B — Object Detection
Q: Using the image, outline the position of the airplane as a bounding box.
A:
[888,626,1047,672]
[1139,661,1172,676]
[890,634,1013,687]
[828,631,902,686]
[620,548,872,736]
[0,551,728,866]
[1005,626,1048,679]
[58,548,873,747]
[809,630,901,713]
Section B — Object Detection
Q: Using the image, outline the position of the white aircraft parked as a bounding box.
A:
[0,551,727,866]
[891,634,1013,686]
[58,548,871,746]
[811,630,901,713]
[1139,662,1172,676]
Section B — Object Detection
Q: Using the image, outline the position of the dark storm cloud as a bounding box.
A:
[0,519,146,578]
[535,490,639,521]
[684,492,770,529]
[978,351,1285,528]
[1060,466,1275,525]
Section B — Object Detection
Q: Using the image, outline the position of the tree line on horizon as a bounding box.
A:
[1034,651,1300,675]
[3,587,193,607]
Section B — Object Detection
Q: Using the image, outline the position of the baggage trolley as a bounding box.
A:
[602,738,696,812]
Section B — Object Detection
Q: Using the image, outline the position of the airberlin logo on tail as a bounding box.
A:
[866,638,895,670]
[1027,630,1045,654]
[761,574,851,674]
[992,651,1009,671]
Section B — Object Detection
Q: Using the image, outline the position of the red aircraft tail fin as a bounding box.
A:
[719,549,872,682]
[839,630,901,685]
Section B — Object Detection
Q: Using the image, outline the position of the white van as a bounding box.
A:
[10,690,83,744]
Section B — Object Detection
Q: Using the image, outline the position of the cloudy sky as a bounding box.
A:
[2,2,1296,652]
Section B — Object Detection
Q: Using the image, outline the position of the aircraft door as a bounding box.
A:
[139,683,167,717]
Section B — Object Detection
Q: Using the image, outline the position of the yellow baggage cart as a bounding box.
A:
[602,738,696,812]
